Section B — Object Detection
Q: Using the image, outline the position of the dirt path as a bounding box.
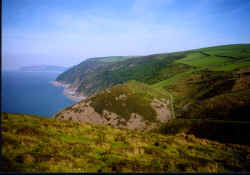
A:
[154,87,175,119]
[165,90,175,119]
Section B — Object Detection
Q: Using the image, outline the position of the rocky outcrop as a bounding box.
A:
[54,98,171,131]
[151,99,172,123]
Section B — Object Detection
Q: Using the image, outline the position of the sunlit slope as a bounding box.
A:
[2,113,250,173]
[175,44,250,71]
[151,44,250,120]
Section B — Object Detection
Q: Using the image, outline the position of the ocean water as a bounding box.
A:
[1,71,75,117]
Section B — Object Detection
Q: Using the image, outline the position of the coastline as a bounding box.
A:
[51,81,86,102]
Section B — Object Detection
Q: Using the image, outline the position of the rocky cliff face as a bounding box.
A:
[54,99,171,131]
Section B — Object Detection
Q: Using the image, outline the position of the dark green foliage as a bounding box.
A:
[88,81,165,121]
[157,119,250,145]
[56,53,186,96]
[182,89,250,121]
[103,54,186,85]
[153,65,250,121]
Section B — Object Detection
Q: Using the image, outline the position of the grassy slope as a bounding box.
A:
[2,113,250,173]
[175,44,250,71]
[155,119,250,145]
[87,80,170,122]
[56,44,250,96]
[99,56,136,63]
[151,44,250,120]
[56,53,186,96]
[149,44,250,146]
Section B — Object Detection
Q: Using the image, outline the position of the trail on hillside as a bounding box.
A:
[166,90,175,119]
[154,87,175,119]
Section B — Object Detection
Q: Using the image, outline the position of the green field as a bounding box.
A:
[175,44,250,71]
[175,53,230,69]
[200,44,250,59]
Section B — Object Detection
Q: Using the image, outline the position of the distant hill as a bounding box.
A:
[20,65,68,72]
[56,44,250,97]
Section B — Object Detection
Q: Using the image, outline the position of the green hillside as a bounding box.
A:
[56,44,250,121]
[54,80,173,131]
[99,56,136,63]
[87,81,170,121]
[155,119,250,145]
[56,53,185,96]
[56,44,250,95]
[2,113,250,172]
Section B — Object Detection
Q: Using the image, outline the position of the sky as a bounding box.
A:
[2,0,250,70]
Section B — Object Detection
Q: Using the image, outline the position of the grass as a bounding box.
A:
[156,118,250,145]
[182,88,250,121]
[88,80,170,122]
[151,70,194,90]
[175,44,250,71]
[99,56,135,63]
[213,59,250,71]
[176,53,231,69]
[200,44,250,59]
[151,66,250,118]
[2,112,250,172]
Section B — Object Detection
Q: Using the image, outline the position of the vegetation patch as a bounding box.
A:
[156,119,250,145]
[2,113,250,172]
[88,81,169,122]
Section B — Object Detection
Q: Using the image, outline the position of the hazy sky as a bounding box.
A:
[3,0,250,70]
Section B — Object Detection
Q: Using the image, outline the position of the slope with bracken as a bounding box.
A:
[2,113,250,172]
[54,81,173,130]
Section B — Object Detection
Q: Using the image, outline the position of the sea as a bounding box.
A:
[1,70,75,117]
